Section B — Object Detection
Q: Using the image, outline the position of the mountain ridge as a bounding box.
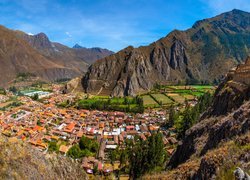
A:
[0,25,113,87]
[82,9,250,97]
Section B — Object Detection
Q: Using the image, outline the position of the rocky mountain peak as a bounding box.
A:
[30,32,53,50]
[73,43,84,49]
[82,9,250,97]
[0,25,113,86]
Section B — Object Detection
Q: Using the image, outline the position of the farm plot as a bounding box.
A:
[151,94,173,105]
[166,93,186,103]
[142,95,158,106]
[181,94,195,100]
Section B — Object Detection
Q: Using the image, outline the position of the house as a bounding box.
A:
[59,145,70,155]
[126,126,134,131]
[64,122,76,133]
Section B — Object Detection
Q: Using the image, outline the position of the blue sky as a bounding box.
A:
[0,0,250,52]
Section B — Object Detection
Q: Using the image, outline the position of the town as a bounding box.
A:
[0,84,181,176]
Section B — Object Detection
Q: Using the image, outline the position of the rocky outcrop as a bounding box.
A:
[63,77,83,93]
[205,57,250,117]
[168,101,250,169]
[83,9,250,96]
[234,167,250,180]
[83,34,194,96]
[0,136,87,180]
[154,57,250,179]
[169,58,250,169]
[144,133,250,180]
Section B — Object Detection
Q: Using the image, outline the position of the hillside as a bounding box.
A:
[0,136,87,180]
[145,57,250,179]
[72,43,114,64]
[0,25,113,87]
[82,9,250,97]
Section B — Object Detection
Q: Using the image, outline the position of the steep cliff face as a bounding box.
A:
[0,136,87,180]
[142,58,250,179]
[83,33,194,96]
[83,9,250,96]
[159,58,250,179]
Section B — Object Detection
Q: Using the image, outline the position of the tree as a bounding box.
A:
[79,136,92,150]
[9,86,17,93]
[128,133,166,179]
[37,119,41,126]
[175,92,213,139]
[48,141,59,152]
[93,164,98,175]
[178,106,193,138]
[0,88,6,95]
[168,106,177,127]
[119,150,127,168]
[109,151,116,166]
[67,145,82,159]
[32,93,39,100]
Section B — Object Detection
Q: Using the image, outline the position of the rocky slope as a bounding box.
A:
[15,32,113,66]
[83,9,250,96]
[144,58,250,179]
[0,136,87,180]
[0,25,113,87]
[72,44,114,64]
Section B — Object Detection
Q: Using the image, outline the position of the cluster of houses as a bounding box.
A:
[0,89,179,174]
[0,94,8,103]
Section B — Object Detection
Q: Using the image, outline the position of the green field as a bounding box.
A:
[141,85,215,108]
[151,94,173,105]
[191,85,215,90]
[142,95,158,106]
[72,96,144,113]
[66,85,215,112]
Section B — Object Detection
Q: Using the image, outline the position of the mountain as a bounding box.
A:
[72,43,114,64]
[0,136,87,179]
[0,25,113,87]
[16,31,113,67]
[82,9,250,97]
[73,43,83,49]
[144,57,250,179]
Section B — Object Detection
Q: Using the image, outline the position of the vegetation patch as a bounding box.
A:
[75,96,144,113]
[67,136,99,159]
[142,95,159,106]
[151,94,173,105]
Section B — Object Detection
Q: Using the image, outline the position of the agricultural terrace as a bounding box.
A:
[141,85,215,108]
[58,85,215,112]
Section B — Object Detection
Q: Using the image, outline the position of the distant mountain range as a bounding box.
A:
[83,9,250,96]
[0,26,113,87]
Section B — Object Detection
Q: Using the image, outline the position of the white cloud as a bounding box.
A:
[202,0,250,14]
[27,32,34,36]
[65,31,72,38]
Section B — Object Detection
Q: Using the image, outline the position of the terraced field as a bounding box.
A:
[74,85,215,111]
[166,93,185,103]
[142,95,158,106]
[181,94,195,100]
[141,85,215,108]
[151,94,173,105]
